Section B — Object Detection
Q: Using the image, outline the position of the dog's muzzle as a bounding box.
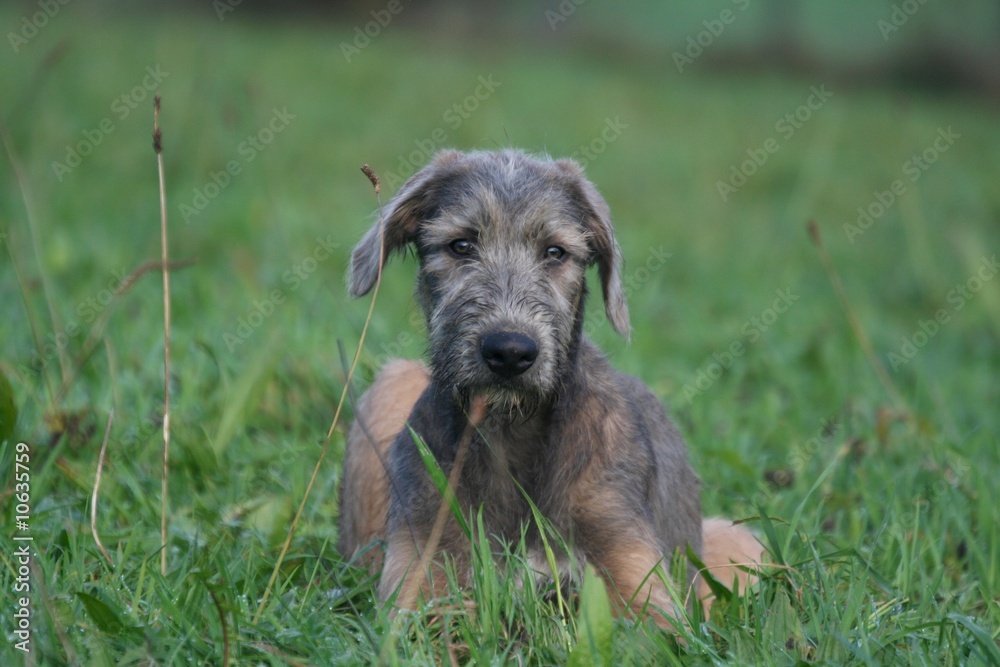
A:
[480,331,538,379]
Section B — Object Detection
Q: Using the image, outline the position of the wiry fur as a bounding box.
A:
[338,149,762,623]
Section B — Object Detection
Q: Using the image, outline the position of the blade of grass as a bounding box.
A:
[0,166,55,406]
[31,558,79,664]
[379,397,486,664]
[408,425,470,538]
[515,477,573,636]
[756,507,785,568]
[0,118,70,391]
[205,583,231,667]
[808,220,908,412]
[395,397,485,610]
[784,439,850,557]
[211,348,275,456]
[948,614,1000,664]
[254,164,386,624]
[568,564,615,667]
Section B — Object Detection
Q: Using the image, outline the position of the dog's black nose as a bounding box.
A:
[480,332,538,378]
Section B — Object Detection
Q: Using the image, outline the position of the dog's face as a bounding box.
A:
[350,150,630,408]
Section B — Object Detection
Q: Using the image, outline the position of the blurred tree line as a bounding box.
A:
[27,0,1000,94]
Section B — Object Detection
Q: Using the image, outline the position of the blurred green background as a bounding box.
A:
[1,1,998,664]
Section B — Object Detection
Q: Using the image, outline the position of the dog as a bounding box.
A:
[338,149,762,624]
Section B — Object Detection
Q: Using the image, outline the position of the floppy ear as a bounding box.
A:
[554,159,631,338]
[348,150,464,297]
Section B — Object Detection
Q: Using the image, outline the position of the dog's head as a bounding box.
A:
[349,149,630,407]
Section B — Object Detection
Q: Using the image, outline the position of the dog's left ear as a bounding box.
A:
[349,150,464,297]
[555,159,632,338]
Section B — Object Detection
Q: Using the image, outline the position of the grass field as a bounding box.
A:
[1,7,999,666]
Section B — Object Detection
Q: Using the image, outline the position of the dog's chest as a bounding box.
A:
[472,421,551,495]
[464,423,577,543]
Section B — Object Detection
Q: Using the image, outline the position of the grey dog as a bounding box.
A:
[338,149,762,623]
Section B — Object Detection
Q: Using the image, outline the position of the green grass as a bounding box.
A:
[2,7,999,666]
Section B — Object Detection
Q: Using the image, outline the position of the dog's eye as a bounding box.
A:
[449,239,474,256]
[544,245,566,262]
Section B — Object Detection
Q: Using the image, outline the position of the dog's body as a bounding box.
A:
[338,150,761,622]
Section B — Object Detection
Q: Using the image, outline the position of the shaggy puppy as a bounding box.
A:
[338,149,762,622]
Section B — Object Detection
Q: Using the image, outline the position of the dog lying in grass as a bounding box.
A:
[338,149,763,624]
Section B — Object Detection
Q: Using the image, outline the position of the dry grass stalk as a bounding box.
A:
[91,409,115,565]
[253,164,385,623]
[56,258,197,404]
[153,94,172,575]
[396,397,487,611]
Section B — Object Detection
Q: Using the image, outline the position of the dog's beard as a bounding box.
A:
[480,386,541,417]
[457,384,545,429]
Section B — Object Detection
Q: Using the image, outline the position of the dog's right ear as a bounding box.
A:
[349,150,464,297]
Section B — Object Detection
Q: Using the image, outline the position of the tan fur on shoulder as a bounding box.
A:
[337,359,429,571]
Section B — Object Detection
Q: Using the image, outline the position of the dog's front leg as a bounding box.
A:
[379,525,470,610]
[379,532,443,610]
[379,532,427,610]
[572,491,685,627]
[588,537,682,628]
